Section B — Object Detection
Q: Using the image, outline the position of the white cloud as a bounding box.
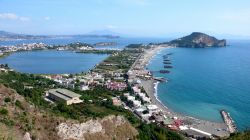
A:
[44,16,51,21]
[106,25,117,29]
[0,13,30,21]
[19,17,30,21]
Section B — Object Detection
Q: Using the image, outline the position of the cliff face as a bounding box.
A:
[170,32,226,48]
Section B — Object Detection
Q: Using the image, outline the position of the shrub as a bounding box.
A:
[15,100,24,110]
[0,117,14,126]
[4,97,11,102]
[0,108,8,115]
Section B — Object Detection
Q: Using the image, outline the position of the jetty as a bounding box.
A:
[220,110,237,133]
[153,77,167,82]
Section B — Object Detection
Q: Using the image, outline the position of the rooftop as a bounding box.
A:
[48,88,81,101]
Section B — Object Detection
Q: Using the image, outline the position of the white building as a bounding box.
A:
[147,104,159,113]
[132,100,142,108]
[127,95,136,101]
[132,86,141,93]
[80,85,89,91]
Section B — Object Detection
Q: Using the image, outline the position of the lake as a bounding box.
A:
[0,50,108,74]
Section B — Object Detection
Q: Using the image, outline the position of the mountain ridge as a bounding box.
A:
[0,30,120,41]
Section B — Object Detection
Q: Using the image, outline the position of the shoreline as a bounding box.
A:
[138,45,230,137]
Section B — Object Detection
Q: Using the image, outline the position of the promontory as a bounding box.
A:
[168,32,226,48]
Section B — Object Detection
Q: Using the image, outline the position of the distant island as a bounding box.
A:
[94,42,117,46]
[168,32,226,48]
[0,30,120,41]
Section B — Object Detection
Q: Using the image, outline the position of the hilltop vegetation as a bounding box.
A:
[94,46,142,73]
[222,131,250,140]
[169,32,226,48]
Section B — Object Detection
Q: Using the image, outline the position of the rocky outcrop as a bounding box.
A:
[169,32,226,48]
[57,120,104,139]
[23,132,32,140]
[57,115,138,140]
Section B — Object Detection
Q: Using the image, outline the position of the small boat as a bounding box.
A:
[164,65,173,68]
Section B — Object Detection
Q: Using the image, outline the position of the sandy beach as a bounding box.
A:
[134,45,230,137]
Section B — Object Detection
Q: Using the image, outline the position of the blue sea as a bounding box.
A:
[147,40,250,131]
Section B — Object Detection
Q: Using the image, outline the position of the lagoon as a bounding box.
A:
[0,50,108,74]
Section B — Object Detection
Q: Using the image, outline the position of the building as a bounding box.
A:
[112,97,122,106]
[132,100,142,108]
[80,85,89,91]
[47,88,83,105]
[106,82,127,91]
[132,86,141,93]
[147,104,159,113]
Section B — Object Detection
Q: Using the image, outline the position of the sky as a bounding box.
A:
[0,0,250,38]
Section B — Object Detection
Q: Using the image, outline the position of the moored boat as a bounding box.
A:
[164,59,170,62]
[164,65,173,68]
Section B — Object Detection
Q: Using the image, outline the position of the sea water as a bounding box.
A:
[147,40,250,131]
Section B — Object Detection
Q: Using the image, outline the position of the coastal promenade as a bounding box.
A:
[130,45,231,138]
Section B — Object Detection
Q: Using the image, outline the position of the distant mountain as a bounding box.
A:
[73,34,120,39]
[87,30,121,38]
[0,30,120,41]
[0,30,50,41]
[169,32,226,48]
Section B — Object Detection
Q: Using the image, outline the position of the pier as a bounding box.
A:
[220,110,237,133]
[153,77,167,82]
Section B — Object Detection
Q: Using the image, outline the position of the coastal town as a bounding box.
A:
[0,40,238,140]
[0,42,119,58]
